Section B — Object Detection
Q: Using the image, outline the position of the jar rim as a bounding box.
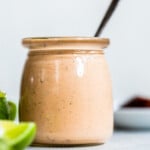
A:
[22,36,109,51]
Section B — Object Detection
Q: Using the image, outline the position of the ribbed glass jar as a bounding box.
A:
[19,37,113,145]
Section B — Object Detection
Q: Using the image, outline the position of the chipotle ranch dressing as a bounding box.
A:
[19,37,113,145]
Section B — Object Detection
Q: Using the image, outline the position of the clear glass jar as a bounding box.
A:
[19,37,113,145]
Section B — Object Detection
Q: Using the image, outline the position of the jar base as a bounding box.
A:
[32,138,106,146]
[31,143,104,147]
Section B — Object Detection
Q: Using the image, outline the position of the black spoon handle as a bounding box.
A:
[94,0,120,37]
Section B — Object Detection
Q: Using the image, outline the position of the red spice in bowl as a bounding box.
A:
[123,96,150,108]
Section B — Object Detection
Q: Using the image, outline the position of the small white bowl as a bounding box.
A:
[114,108,150,129]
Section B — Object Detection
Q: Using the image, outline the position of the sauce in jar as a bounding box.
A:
[19,37,113,145]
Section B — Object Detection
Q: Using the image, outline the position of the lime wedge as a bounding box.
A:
[0,121,36,150]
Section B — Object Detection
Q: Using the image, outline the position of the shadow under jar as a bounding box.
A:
[19,37,113,146]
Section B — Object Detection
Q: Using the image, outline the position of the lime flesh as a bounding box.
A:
[0,121,36,150]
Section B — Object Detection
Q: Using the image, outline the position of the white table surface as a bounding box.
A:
[27,130,150,150]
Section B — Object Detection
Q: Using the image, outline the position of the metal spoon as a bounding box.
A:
[94,0,120,37]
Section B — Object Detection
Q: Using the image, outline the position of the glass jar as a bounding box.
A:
[19,37,113,145]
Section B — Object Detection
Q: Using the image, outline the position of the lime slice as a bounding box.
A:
[0,121,36,150]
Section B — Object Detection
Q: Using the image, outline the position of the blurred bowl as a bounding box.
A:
[114,108,150,129]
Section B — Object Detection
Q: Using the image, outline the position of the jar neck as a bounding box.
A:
[28,50,104,56]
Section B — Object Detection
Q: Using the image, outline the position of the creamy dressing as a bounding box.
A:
[19,37,113,145]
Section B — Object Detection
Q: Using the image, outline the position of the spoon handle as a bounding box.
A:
[94,0,120,37]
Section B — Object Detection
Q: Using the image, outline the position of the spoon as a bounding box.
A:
[94,0,120,37]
